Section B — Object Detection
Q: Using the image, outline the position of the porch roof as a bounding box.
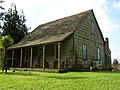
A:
[8,32,73,49]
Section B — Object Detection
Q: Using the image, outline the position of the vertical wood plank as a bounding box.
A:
[43,45,45,69]
[30,47,33,68]
[73,33,76,68]
[12,49,14,68]
[58,42,61,69]
[20,48,23,68]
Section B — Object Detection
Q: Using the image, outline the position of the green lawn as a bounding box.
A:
[0,70,120,90]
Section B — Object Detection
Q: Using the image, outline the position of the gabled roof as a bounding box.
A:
[8,9,98,49]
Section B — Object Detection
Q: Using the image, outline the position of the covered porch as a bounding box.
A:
[7,42,62,69]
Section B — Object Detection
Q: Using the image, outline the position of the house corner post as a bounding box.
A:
[20,48,23,68]
[12,49,14,68]
[43,45,45,70]
[30,47,33,69]
[58,42,61,69]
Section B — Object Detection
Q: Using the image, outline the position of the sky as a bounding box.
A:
[1,0,120,63]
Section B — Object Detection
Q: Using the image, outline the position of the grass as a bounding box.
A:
[0,70,120,90]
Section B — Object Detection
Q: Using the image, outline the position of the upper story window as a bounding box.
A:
[82,44,87,60]
[97,48,101,60]
[92,23,94,33]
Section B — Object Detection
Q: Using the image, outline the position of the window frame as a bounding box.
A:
[97,48,101,61]
[92,23,94,34]
[82,44,87,60]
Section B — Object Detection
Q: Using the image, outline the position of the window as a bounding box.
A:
[97,48,101,60]
[92,23,94,33]
[82,45,87,59]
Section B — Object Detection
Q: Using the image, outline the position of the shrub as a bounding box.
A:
[92,67,98,71]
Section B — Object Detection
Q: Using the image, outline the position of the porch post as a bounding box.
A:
[58,42,61,69]
[30,47,33,68]
[20,48,23,68]
[43,45,45,69]
[12,49,14,68]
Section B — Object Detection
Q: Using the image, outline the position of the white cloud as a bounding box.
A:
[92,1,120,37]
[113,0,120,9]
[31,0,119,36]
[4,0,117,35]
[111,47,120,62]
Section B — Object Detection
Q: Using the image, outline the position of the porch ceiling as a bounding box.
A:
[8,32,73,49]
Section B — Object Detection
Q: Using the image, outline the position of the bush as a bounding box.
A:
[90,65,113,71]
[90,67,98,71]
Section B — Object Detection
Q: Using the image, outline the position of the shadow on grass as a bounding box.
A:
[0,72,4,74]
[92,71,120,74]
[45,76,89,80]
[3,71,39,76]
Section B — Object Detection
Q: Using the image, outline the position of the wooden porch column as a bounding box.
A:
[30,47,33,68]
[58,42,61,69]
[43,45,45,69]
[20,48,23,68]
[12,49,14,68]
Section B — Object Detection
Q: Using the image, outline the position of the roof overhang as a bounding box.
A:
[8,32,73,50]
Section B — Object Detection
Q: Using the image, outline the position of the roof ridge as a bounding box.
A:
[31,9,93,33]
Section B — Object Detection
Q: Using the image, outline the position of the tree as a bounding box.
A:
[1,3,29,44]
[0,46,4,71]
[113,59,119,71]
[0,0,5,35]
[113,59,119,65]
[0,35,13,73]
[0,0,5,10]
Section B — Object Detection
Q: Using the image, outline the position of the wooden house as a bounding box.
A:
[7,9,111,70]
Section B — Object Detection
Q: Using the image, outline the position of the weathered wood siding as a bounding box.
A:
[61,34,75,69]
[74,12,105,68]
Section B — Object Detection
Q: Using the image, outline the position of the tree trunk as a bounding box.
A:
[5,47,7,74]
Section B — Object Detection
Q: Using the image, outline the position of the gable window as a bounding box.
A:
[82,45,87,59]
[97,48,101,61]
[92,23,94,33]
